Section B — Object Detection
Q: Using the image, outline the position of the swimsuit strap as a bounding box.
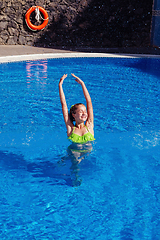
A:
[84,125,89,132]
[72,126,76,133]
[74,125,89,132]
[72,125,89,134]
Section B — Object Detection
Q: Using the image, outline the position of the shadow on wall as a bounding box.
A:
[112,57,160,79]
[123,58,160,79]
[33,0,153,48]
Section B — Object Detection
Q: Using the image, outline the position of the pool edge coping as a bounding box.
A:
[0,52,160,63]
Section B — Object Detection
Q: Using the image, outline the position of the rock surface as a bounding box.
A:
[0,0,153,48]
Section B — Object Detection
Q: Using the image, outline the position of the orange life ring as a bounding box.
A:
[25,6,48,31]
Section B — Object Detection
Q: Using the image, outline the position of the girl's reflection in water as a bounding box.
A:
[60,142,93,187]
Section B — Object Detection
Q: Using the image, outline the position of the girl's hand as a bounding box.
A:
[71,73,84,85]
[59,74,67,85]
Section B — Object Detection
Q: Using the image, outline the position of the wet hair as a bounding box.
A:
[69,103,84,122]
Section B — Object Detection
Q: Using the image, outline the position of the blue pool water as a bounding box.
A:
[0,57,160,239]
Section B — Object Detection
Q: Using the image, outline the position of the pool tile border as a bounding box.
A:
[0,52,160,63]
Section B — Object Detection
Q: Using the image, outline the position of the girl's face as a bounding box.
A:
[73,105,88,123]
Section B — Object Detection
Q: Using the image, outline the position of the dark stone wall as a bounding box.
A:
[0,0,153,48]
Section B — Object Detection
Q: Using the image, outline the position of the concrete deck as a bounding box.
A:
[0,45,73,56]
[0,45,160,63]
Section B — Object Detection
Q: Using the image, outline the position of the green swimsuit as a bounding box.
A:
[68,126,95,144]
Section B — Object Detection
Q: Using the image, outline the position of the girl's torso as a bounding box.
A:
[68,125,95,144]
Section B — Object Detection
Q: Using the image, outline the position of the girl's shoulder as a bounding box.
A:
[67,123,75,137]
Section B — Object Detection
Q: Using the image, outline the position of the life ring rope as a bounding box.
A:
[25,6,49,31]
[35,6,48,21]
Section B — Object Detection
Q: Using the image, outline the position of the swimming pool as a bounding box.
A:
[0,57,160,239]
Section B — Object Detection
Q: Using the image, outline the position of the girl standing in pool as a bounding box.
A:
[59,73,95,144]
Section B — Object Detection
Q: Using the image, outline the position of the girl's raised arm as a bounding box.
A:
[59,74,73,135]
[71,74,94,128]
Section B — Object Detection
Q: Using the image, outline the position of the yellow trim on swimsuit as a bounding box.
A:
[68,126,95,144]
